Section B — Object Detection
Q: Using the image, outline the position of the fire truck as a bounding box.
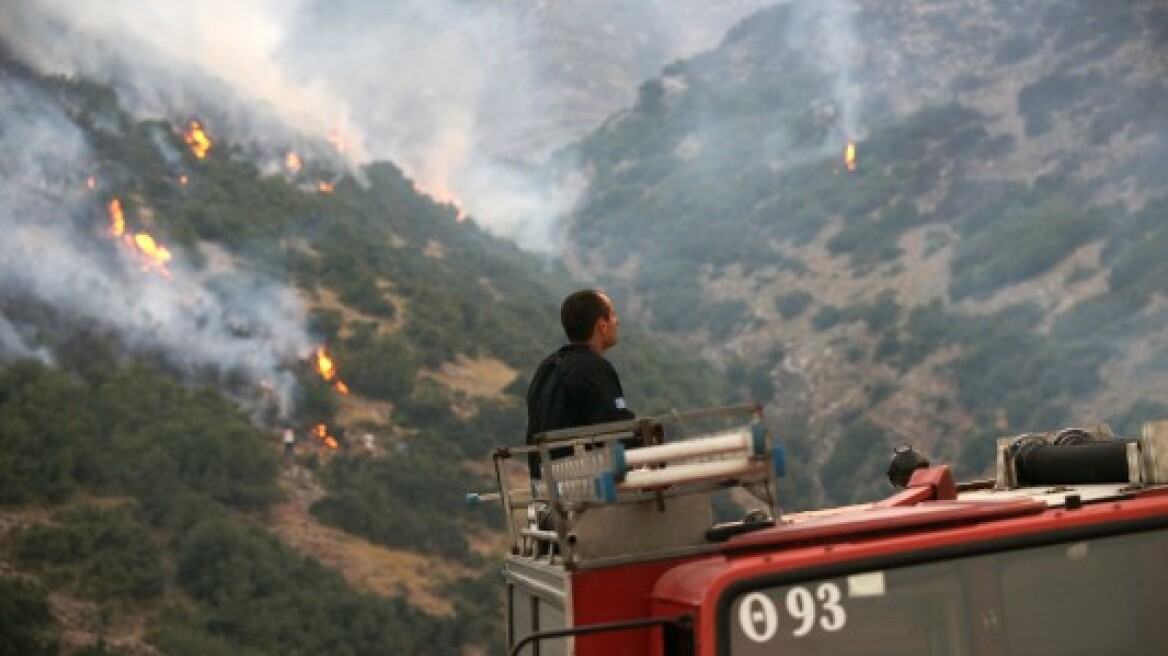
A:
[472,403,1168,655]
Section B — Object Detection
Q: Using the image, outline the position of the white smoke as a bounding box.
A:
[786,0,862,141]
[0,75,310,415]
[0,0,775,252]
[818,0,861,138]
[0,314,52,364]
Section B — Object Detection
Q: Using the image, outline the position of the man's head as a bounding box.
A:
[561,289,620,353]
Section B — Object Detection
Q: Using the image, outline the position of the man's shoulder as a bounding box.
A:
[556,344,608,370]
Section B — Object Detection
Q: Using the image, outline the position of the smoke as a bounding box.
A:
[0,0,774,252]
[0,74,310,416]
[787,0,862,141]
[818,0,861,138]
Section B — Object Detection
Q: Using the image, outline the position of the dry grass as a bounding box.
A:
[335,393,394,428]
[265,473,475,616]
[308,285,406,338]
[421,355,517,400]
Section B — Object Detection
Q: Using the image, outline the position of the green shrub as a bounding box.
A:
[1109,400,1168,437]
[11,506,164,602]
[775,291,813,320]
[0,577,58,656]
[821,419,890,505]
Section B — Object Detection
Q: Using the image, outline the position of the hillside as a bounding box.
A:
[564,0,1168,505]
[5,1,1168,651]
[0,47,741,655]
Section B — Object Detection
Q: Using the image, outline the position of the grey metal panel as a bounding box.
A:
[505,555,568,605]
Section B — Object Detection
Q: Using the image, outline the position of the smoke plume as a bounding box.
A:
[0,0,774,251]
[0,74,310,415]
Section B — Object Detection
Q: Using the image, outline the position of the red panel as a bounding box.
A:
[653,493,1168,655]
[571,558,700,656]
[722,498,1044,555]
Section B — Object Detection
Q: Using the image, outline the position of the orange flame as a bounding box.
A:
[412,181,468,221]
[131,232,174,278]
[317,181,334,194]
[314,347,350,394]
[315,347,337,380]
[285,151,302,173]
[104,198,173,278]
[133,233,172,263]
[844,140,857,172]
[312,423,339,450]
[327,129,350,154]
[108,198,126,237]
[184,120,212,159]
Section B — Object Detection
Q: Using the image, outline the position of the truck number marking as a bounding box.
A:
[738,593,779,642]
[738,583,848,643]
[817,582,847,632]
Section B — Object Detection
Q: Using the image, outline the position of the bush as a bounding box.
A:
[1109,400,1168,437]
[170,517,468,656]
[775,291,813,320]
[0,577,58,656]
[949,193,1111,301]
[820,419,890,505]
[11,506,165,602]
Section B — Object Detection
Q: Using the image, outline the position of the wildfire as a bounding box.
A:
[317,181,334,194]
[312,423,339,450]
[327,129,350,154]
[413,181,468,221]
[107,198,126,236]
[314,347,350,394]
[844,139,857,172]
[132,232,173,271]
[184,120,212,159]
[285,151,302,173]
[106,196,173,278]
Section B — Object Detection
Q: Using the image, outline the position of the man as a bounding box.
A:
[526,289,635,478]
[283,426,295,463]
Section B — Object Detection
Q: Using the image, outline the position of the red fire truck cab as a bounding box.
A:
[477,405,1168,656]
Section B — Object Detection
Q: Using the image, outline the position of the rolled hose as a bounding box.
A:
[1013,439,1134,486]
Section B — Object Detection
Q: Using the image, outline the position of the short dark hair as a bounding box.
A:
[561,289,611,342]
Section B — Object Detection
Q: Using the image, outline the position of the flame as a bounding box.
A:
[184,120,212,159]
[285,151,302,173]
[312,423,339,450]
[844,140,857,172]
[179,175,189,186]
[105,197,172,278]
[131,232,174,278]
[86,176,96,190]
[314,347,350,394]
[108,198,125,237]
[133,233,172,264]
[315,347,338,380]
[317,181,334,194]
[327,129,350,154]
[412,181,468,221]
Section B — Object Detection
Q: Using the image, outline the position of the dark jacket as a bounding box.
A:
[525,343,635,477]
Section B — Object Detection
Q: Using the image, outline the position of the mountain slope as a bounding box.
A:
[0,48,742,655]
[564,0,1168,505]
